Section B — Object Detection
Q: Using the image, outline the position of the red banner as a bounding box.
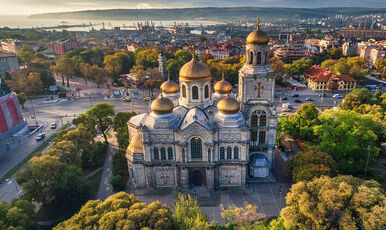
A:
[6,99,20,126]
[0,105,8,133]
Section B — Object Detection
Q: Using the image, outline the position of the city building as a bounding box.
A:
[1,39,21,53]
[319,39,338,52]
[273,44,307,62]
[210,49,230,60]
[340,29,386,38]
[369,48,385,67]
[158,52,167,80]
[305,65,357,91]
[125,20,277,189]
[342,42,358,56]
[0,77,27,155]
[51,37,79,55]
[0,51,19,75]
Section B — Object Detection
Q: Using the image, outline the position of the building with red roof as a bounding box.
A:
[306,66,357,92]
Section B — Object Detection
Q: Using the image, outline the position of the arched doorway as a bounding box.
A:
[193,170,203,186]
[189,168,206,187]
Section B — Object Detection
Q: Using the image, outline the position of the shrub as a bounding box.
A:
[111,175,126,191]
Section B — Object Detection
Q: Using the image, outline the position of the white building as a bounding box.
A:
[0,51,19,75]
[126,21,277,189]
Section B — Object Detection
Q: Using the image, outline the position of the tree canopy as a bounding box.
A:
[281,175,386,230]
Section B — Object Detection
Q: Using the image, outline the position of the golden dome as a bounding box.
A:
[160,75,179,94]
[214,75,232,94]
[179,57,211,82]
[217,96,240,114]
[246,18,269,45]
[128,133,143,154]
[151,96,174,115]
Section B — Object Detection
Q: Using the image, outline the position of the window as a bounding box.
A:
[204,85,209,99]
[257,52,262,64]
[182,85,186,98]
[249,51,253,64]
[259,114,266,126]
[192,86,199,100]
[251,131,258,141]
[265,51,269,64]
[220,147,225,160]
[251,114,258,127]
[227,147,232,159]
[234,147,239,159]
[153,148,159,160]
[168,147,173,160]
[191,137,202,159]
[259,131,266,144]
[160,147,166,160]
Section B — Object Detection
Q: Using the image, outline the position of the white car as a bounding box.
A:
[332,94,343,98]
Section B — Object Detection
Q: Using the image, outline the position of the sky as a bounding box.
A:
[0,0,384,15]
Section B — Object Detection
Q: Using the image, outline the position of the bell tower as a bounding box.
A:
[237,18,277,177]
[238,18,275,108]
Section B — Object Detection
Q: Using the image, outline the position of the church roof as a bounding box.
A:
[128,113,147,127]
[180,107,212,130]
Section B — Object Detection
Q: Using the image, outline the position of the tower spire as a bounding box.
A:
[257,17,260,31]
[222,72,225,81]
[167,73,171,81]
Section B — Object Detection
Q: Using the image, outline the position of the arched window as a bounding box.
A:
[191,137,202,159]
[153,148,159,160]
[234,147,239,159]
[220,147,225,160]
[227,147,232,159]
[251,131,258,142]
[168,147,173,160]
[182,85,186,98]
[204,84,209,99]
[192,86,199,100]
[160,147,166,160]
[259,114,266,126]
[259,131,266,144]
[257,52,262,64]
[265,51,269,64]
[251,114,258,127]
[249,51,254,64]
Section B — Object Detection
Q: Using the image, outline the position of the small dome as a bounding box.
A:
[179,57,211,82]
[246,18,269,45]
[151,96,174,115]
[217,96,240,114]
[128,133,143,154]
[214,75,232,94]
[160,75,179,94]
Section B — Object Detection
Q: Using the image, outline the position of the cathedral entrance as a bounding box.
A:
[189,168,206,187]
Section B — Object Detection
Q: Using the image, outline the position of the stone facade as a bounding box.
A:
[126,27,277,190]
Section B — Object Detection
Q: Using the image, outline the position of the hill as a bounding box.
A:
[29,7,386,21]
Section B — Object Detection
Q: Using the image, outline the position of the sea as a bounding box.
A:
[0,15,224,32]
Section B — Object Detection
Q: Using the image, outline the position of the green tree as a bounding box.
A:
[16,155,66,205]
[111,175,126,191]
[284,147,337,182]
[0,199,37,230]
[135,47,159,69]
[103,54,122,78]
[314,110,383,175]
[46,140,79,165]
[63,125,94,154]
[281,175,386,230]
[17,92,27,109]
[53,57,76,86]
[327,47,343,59]
[174,194,211,230]
[270,57,286,78]
[278,103,320,142]
[320,59,338,70]
[86,103,115,143]
[54,192,175,230]
[374,57,386,74]
[220,202,265,229]
[17,45,35,68]
[114,112,136,150]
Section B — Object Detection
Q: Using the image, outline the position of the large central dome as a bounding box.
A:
[179,57,211,82]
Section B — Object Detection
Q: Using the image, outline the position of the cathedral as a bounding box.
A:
[126,20,277,189]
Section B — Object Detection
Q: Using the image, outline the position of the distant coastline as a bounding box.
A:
[29,7,386,21]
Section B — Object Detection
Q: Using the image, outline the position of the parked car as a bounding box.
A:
[143,97,151,101]
[283,108,291,112]
[294,99,302,103]
[282,97,288,101]
[50,123,57,129]
[292,94,299,97]
[305,97,314,101]
[332,94,343,98]
[36,133,46,141]
[122,96,131,102]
